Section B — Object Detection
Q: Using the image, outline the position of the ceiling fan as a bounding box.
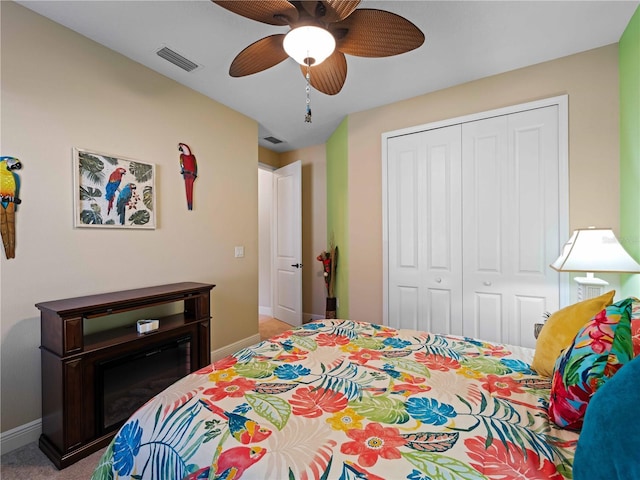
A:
[212,1,425,96]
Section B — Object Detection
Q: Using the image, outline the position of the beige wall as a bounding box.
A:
[0,2,259,431]
[258,146,280,169]
[280,146,327,320]
[348,45,620,324]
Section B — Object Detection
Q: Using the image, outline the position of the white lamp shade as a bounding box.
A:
[283,26,336,66]
[551,228,640,273]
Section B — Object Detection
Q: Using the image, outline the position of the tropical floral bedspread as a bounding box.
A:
[91,319,579,480]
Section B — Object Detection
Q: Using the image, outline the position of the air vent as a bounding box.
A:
[264,136,283,145]
[156,46,199,72]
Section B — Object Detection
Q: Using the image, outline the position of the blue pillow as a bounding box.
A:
[573,354,640,479]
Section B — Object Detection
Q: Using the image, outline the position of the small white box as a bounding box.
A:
[136,319,159,334]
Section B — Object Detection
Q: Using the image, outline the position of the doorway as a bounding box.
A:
[258,162,303,327]
[258,166,274,318]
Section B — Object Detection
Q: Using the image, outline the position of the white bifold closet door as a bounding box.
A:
[387,125,463,336]
[387,106,559,348]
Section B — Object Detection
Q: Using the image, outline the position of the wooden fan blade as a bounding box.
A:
[212,0,298,26]
[331,9,425,57]
[230,34,289,77]
[299,50,347,95]
[323,0,361,22]
[299,1,361,23]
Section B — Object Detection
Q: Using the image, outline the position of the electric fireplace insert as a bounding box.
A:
[96,334,192,433]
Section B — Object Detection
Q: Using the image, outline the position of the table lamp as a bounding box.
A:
[551,227,640,300]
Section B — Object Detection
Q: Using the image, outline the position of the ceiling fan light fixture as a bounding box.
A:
[283,26,336,66]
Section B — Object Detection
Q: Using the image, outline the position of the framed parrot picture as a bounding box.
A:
[73,147,156,229]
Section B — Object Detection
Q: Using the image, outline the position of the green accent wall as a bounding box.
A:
[326,118,349,318]
[620,5,640,296]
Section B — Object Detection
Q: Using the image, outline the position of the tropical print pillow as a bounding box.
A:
[548,297,635,430]
[631,298,640,357]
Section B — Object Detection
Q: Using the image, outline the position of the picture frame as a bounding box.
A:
[73,147,156,229]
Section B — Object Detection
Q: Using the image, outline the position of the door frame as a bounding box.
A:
[258,164,275,317]
[381,95,569,326]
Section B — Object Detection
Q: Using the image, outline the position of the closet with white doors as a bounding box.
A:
[384,98,567,349]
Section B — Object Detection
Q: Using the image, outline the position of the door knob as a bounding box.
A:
[484,281,492,286]
[435,277,442,283]
[291,263,303,268]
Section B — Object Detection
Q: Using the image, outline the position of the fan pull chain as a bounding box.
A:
[305,62,312,123]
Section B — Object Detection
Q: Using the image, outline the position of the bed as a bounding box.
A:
[90,319,579,480]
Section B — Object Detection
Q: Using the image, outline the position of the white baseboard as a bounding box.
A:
[211,333,262,361]
[260,308,323,323]
[1,418,41,455]
[305,312,325,323]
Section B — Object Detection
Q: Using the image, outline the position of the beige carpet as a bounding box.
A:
[259,315,294,340]
[0,442,105,480]
[1,317,293,477]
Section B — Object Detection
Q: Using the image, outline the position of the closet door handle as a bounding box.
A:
[435,277,442,283]
[483,281,492,286]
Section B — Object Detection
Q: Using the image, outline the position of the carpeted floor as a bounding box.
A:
[0,317,294,478]
[259,315,294,340]
[0,442,105,480]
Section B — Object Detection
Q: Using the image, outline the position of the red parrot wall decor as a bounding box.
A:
[105,166,127,215]
[0,156,22,259]
[178,143,198,210]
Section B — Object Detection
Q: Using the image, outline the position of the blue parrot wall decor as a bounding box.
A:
[116,182,137,225]
[0,156,22,259]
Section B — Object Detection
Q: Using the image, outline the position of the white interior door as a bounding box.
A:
[462,106,560,348]
[461,115,509,344]
[387,125,463,334]
[272,161,302,326]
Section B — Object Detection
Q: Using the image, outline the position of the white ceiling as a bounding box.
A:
[17,0,639,153]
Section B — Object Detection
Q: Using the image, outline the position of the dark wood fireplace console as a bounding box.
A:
[36,282,215,469]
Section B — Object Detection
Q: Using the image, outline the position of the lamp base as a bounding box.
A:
[574,275,609,301]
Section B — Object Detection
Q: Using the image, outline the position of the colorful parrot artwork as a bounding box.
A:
[179,400,271,480]
[200,399,272,444]
[178,143,197,210]
[182,446,266,480]
[0,156,22,259]
[105,167,126,215]
[116,183,136,225]
[214,445,266,480]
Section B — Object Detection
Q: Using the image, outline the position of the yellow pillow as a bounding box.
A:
[531,290,615,377]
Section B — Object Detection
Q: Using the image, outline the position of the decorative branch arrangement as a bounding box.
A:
[317,244,338,298]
